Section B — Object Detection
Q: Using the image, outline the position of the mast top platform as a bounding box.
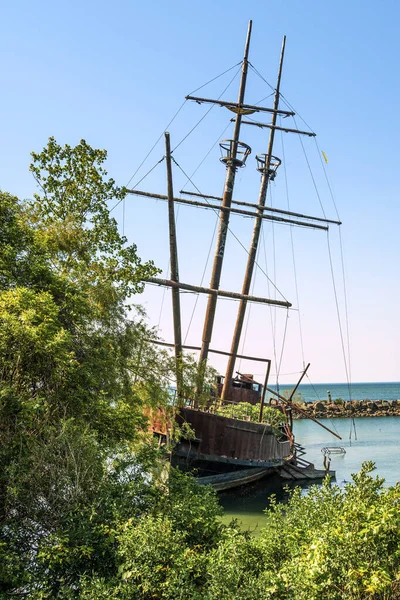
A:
[256,153,281,180]
[219,140,251,169]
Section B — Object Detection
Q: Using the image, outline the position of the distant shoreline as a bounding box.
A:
[267,382,400,403]
[281,382,400,386]
[290,398,400,419]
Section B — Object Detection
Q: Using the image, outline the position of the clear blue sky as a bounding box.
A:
[1,0,399,384]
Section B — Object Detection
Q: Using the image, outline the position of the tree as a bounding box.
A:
[0,138,165,595]
[28,137,158,312]
[0,138,235,598]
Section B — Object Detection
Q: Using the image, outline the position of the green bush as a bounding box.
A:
[334,397,345,406]
[214,402,284,437]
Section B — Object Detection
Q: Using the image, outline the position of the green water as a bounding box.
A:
[219,415,400,533]
[219,473,299,535]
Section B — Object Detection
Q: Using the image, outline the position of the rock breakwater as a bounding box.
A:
[291,399,400,419]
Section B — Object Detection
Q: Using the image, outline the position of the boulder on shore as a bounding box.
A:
[292,398,400,419]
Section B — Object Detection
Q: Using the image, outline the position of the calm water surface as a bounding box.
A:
[271,381,400,402]
[220,414,400,533]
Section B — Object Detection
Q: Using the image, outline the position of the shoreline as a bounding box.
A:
[290,398,400,419]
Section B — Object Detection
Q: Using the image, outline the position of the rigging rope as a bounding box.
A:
[304,373,340,436]
[124,69,239,335]
[270,186,280,388]
[172,66,242,153]
[183,216,218,344]
[253,91,275,107]
[325,231,356,439]
[314,138,353,409]
[170,157,290,303]
[177,121,237,343]
[180,120,232,191]
[237,237,260,373]
[279,93,315,132]
[124,61,242,192]
[294,125,355,439]
[110,156,165,214]
[309,132,354,439]
[293,115,327,219]
[157,278,168,329]
[268,370,304,378]
[187,61,242,96]
[280,122,306,370]
[275,98,355,439]
[248,62,275,92]
[125,103,186,189]
[263,172,290,386]
[314,138,341,221]
[122,192,125,237]
[276,309,290,381]
[260,190,280,392]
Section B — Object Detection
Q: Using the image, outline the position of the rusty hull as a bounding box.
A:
[174,407,290,470]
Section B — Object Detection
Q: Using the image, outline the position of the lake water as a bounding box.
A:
[268,380,400,402]
[219,386,400,532]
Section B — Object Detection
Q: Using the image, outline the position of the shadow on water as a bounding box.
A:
[218,473,327,535]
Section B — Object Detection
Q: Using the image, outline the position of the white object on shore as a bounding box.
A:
[321,446,346,455]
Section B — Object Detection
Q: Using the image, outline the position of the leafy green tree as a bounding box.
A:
[0,138,164,595]
[29,137,152,298]
[0,138,230,598]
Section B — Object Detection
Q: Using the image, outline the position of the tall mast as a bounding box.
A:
[196,20,253,391]
[222,36,286,400]
[165,132,183,402]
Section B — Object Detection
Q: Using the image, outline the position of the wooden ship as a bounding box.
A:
[131,21,342,489]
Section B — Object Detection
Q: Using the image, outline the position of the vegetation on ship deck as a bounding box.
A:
[214,402,285,438]
[1,140,399,599]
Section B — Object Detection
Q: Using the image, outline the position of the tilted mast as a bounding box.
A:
[164,132,183,402]
[194,20,253,392]
[222,36,314,400]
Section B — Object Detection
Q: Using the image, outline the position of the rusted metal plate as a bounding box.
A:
[216,382,261,405]
[145,407,170,435]
[177,408,290,463]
